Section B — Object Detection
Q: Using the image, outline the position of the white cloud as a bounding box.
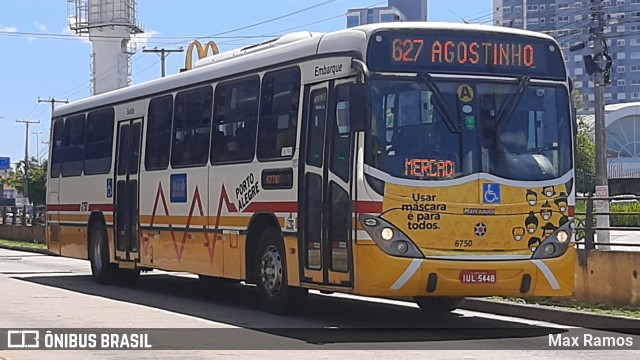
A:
[132,29,160,51]
[63,20,91,44]
[33,22,47,31]
[0,26,18,32]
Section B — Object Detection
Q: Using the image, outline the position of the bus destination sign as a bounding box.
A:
[368,30,566,80]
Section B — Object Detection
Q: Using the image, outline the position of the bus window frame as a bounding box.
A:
[256,66,302,162]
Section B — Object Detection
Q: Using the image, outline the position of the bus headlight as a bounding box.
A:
[359,215,424,258]
[541,243,556,257]
[556,230,569,243]
[381,228,394,241]
[532,221,573,260]
[392,241,409,254]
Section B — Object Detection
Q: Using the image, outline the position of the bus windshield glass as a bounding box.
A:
[365,78,572,181]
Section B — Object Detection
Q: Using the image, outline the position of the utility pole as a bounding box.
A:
[32,131,43,163]
[590,0,611,244]
[15,119,40,203]
[38,97,69,115]
[523,0,528,30]
[142,47,184,78]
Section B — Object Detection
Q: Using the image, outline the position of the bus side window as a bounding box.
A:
[145,95,173,171]
[61,114,86,177]
[84,108,114,175]
[257,67,301,160]
[330,84,352,182]
[50,118,64,178]
[171,86,213,168]
[211,76,259,163]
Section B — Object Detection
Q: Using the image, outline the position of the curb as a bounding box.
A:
[0,243,57,256]
[462,298,640,333]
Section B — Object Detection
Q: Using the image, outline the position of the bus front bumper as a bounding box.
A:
[354,244,576,298]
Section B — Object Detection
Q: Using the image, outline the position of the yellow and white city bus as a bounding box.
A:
[47,22,576,314]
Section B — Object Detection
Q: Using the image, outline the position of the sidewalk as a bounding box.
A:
[1,241,639,332]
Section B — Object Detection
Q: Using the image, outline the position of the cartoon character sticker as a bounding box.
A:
[526,189,538,206]
[528,237,542,252]
[558,215,570,227]
[542,222,558,238]
[512,227,525,241]
[525,211,539,234]
[540,201,553,221]
[542,186,556,197]
[555,192,568,212]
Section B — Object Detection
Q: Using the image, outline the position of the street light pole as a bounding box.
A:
[589,0,611,244]
[15,119,40,203]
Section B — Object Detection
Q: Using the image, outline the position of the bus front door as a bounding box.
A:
[299,81,354,289]
[114,119,143,263]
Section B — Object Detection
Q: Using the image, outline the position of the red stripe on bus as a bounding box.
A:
[354,201,383,213]
[243,202,298,213]
[47,204,114,212]
[47,204,80,212]
[89,204,114,212]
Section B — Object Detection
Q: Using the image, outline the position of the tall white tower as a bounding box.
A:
[68,0,143,95]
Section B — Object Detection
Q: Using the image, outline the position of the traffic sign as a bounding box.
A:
[595,185,608,198]
[0,157,10,170]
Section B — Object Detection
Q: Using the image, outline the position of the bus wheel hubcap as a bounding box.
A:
[260,245,283,296]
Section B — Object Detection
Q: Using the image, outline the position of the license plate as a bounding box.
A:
[460,270,497,284]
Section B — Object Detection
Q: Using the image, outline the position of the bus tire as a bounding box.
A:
[88,223,119,285]
[414,297,464,313]
[255,227,307,314]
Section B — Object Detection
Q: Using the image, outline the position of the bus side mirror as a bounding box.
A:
[350,83,367,132]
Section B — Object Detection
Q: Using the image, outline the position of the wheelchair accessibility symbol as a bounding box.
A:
[483,183,501,204]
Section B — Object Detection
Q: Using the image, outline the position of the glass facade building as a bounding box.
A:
[347,0,428,28]
[493,0,640,112]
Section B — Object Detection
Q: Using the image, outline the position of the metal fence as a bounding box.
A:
[0,206,46,227]
[574,194,640,250]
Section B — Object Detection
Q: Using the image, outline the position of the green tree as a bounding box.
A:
[576,117,596,194]
[0,157,47,205]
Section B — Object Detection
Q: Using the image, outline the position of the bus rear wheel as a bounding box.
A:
[89,223,119,284]
[255,228,307,314]
[89,223,140,284]
[414,297,464,313]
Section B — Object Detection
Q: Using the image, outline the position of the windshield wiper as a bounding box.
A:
[495,76,530,127]
[417,73,464,134]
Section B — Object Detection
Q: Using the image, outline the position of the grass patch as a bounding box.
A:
[575,200,640,227]
[0,239,47,250]
[488,296,640,319]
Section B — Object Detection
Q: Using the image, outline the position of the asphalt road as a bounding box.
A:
[0,248,639,359]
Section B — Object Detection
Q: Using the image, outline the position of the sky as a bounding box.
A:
[0,0,492,167]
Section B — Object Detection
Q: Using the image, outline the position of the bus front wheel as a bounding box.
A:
[255,228,307,314]
[414,297,464,313]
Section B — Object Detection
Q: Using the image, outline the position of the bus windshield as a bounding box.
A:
[365,77,572,181]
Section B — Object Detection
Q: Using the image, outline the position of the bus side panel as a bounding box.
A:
[58,174,106,260]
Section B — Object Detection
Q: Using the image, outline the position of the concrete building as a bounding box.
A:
[347,0,428,28]
[68,0,143,95]
[493,0,640,112]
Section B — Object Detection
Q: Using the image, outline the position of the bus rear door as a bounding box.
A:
[114,118,143,264]
[299,80,355,289]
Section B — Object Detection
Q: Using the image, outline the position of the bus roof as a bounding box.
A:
[53,22,557,117]
[350,21,557,42]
